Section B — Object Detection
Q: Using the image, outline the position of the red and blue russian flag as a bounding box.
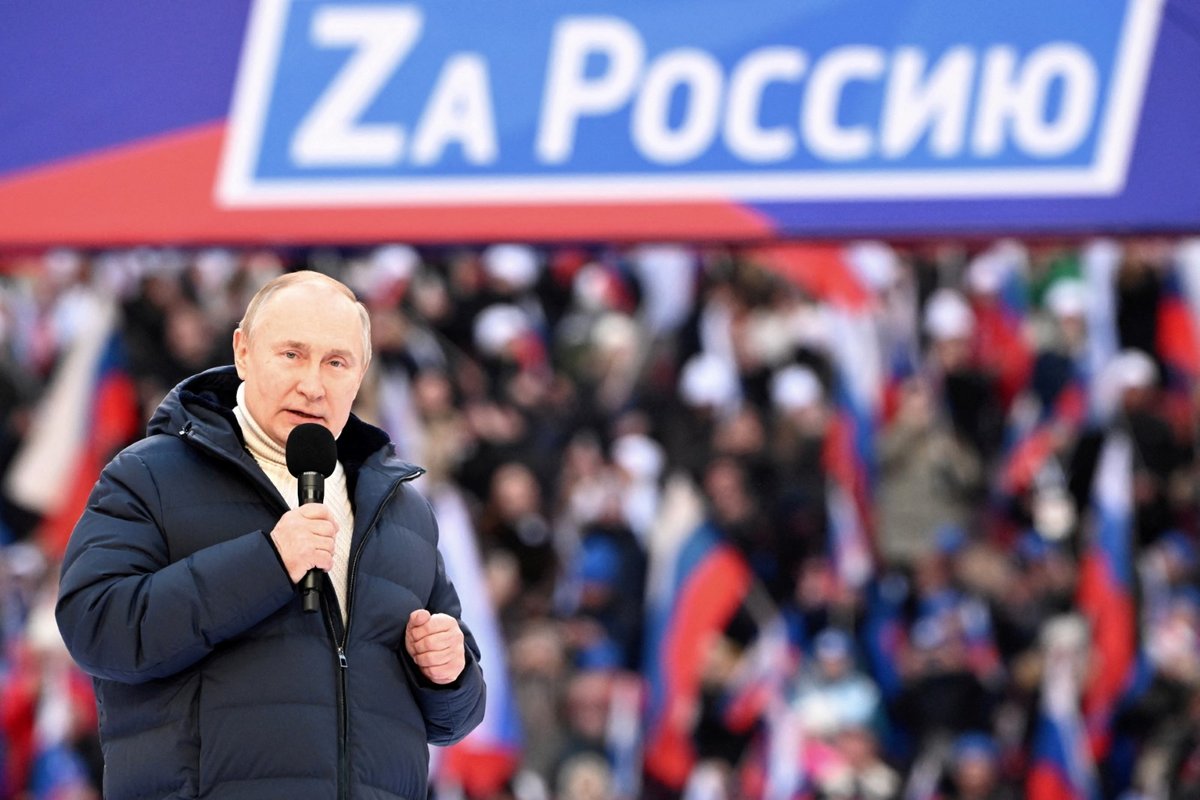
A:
[3,300,140,560]
[643,522,753,790]
[1075,431,1137,761]
[1027,673,1101,800]
[750,242,882,589]
[1156,263,1200,390]
[427,488,522,797]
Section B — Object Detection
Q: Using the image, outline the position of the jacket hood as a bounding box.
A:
[147,366,416,476]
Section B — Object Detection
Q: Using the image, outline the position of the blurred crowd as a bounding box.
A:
[0,237,1198,799]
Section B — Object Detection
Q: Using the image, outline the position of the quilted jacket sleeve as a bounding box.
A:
[55,446,297,684]
[401,497,487,745]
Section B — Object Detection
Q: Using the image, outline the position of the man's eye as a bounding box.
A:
[284,352,298,359]
[329,359,344,369]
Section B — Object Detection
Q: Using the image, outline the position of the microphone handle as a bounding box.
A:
[298,471,325,613]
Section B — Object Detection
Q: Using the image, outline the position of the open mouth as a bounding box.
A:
[286,409,323,421]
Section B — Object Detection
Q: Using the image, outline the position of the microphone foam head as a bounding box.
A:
[285,423,337,478]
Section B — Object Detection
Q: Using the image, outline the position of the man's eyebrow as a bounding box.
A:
[275,341,358,363]
[326,348,358,363]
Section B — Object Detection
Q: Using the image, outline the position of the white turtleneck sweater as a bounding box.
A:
[233,383,355,621]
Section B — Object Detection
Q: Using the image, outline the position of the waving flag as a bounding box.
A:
[1076,431,1137,760]
[27,665,96,800]
[1156,264,1200,389]
[1081,241,1123,423]
[966,242,1035,410]
[428,487,522,797]
[3,298,140,559]
[721,616,806,800]
[752,242,884,589]
[822,252,883,590]
[1028,624,1100,800]
[999,380,1087,499]
[643,522,753,790]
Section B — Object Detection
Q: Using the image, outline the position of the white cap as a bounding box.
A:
[771,365,822,411]
[965,240,1025,296]
[473,304,529,355]
[845,241,899,291]
[629,243,693,274]
[193,248,238,292]
[1107,348,1158,390]
[590,312,639,353]
[44,247,84,284]
[345,245,419,305]
[790,304,834,352]
[966,253,1005,295]
[573,263,613,312]
[1044,278,1088,319]
[612,433,665,482]
[1175,237,1200,274]
[679,352,740,409]
[370,244,420,282]
[482,244,540,290]
[923,288,975,340]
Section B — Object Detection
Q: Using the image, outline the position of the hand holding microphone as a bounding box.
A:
[269,506,338,584]
[271,423,338,612]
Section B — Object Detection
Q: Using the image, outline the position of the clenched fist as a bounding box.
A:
[405,609,466,685]
[269,504,339,584]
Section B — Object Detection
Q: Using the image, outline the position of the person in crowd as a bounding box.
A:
[921,288,1007,468]
[1069,348,1190,548]
[790,628,885,741]
[935,732,1017,800]
[479,461,558,625]
[54,271,485,799]
[877,376,983,566]
[890,618,998,762]
[810,724,901,800]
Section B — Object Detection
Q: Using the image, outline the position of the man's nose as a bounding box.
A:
[296,363,325,399]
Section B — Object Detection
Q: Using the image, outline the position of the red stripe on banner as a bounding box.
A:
[0,124,775,246]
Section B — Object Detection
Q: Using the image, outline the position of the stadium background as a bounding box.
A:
[1,1,1200,798]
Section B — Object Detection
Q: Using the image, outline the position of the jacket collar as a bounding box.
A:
[148,366,422,483]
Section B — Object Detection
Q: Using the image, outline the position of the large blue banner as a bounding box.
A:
[220,0,1159,204]
[0,0,1194,243]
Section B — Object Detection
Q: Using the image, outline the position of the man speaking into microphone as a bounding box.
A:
[55,271,485,800]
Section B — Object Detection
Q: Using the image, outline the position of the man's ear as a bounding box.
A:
[232,328,248,379]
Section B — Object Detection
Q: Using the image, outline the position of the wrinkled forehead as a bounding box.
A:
[254,282,368,357]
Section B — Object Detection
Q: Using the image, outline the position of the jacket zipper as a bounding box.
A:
[180,421,425,798]
[322,465,424,800]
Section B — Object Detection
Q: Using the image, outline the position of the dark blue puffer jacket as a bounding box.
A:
[56,366,486,800]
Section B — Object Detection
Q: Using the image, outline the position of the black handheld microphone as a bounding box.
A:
[285,423,338,613]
